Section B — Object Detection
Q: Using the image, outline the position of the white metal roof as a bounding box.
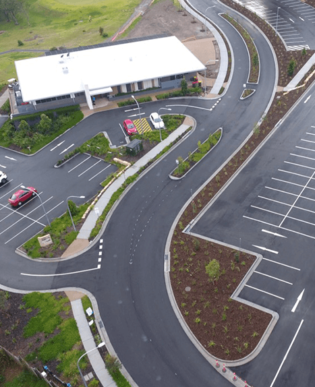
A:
[15,36,205,102]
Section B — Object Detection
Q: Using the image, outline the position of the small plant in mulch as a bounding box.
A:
[241,89,255,99]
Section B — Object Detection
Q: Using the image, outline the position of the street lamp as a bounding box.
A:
[20,185,51,226]
[158,107,172,142]
[67,195,85,231]
[131,95,143,131]
[276,7,280,35]
[77,342,105,387]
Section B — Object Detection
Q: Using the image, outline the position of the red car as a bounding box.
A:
[8,187,37,207]
[123,119,137,135]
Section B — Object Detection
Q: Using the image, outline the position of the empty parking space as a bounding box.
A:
[133,118,152,134]
[238,0,312,50]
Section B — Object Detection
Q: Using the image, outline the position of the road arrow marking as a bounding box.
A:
[291,289,305,312]
[252,245,278,254]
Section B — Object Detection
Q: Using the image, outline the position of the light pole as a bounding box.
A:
[131,95,143,131]
[21,185,51,226]
[77,342,105,387]
[67,195,85,231]
[158,107,172,142]
[276,7,280,35]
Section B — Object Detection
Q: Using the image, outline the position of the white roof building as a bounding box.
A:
[15,35,205,109]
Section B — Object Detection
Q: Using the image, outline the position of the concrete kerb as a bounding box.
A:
[217,0,279,126]
[284,53,315,91]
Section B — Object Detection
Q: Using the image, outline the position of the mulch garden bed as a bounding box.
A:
[170,1,315,361]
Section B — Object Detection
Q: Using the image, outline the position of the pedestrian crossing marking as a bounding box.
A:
[134,118,152,134]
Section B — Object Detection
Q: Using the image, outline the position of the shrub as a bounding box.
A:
[68,200,78,216]
[99,27,104,35]
[181,78,188,95]
[1,99,10,113]
[287,59,296,76]
[205,259,220,283]
[50,47,58,51]
[102,32,108,38]
[18,40,24,46]
[104,354,122,374]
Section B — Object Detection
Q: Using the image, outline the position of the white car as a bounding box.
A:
[0,171,7,185]
[150,112,165,129]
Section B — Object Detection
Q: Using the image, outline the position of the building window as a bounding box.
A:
[126,83,132,92]
[137,81,143,90]
[117,85,121,94]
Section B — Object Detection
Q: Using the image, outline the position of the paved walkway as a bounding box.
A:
[71,298,116,387]
[284,53,315,91]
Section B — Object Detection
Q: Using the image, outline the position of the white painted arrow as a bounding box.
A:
[291,289,305,313]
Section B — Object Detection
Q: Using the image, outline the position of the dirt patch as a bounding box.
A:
[305,0,315,6]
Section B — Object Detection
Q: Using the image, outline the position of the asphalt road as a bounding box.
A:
[2,0,315,386]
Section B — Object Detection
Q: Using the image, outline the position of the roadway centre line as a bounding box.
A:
[279,171,315,227]
[21,266,101,277]
[270,320,304,387]
[5,201,64,244]
[1,196,53,233]
[262,229,287,238]
[50,140,65,151]
[89,164,111,181]
[0,183,23,200]
[245,285,285,300]
[254,270,292,284]
[78,160,101,177]
[262,257,300,271]
[68,155,91,173]
[166,104,212,111]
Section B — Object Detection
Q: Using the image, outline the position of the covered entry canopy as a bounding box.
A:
[15,35,205,103]
[90,87,113,96]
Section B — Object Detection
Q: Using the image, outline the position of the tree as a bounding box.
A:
[287,59,296,76]
[104,354,121,374]
[99,27,104,36]
[68,200,78,216]
[18,120,30,131]
[181,78,188,95]
[205,259,220,284]
[38,114,52,133]
[0,0,22,24]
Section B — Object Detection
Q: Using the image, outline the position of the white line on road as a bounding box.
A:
[290,153,315,162]
[5,156,16,161]
[305,132,315,136]
[124,108,141,112]
[254,270,292,285]
[262,229,287,238]
[60,144,74,155]
[78,160,101,177]
[245,285,285,300]
[304,95,311,103]
[251,205,284,217]
[119,123,126,137]
[270,320,304,387]
[295,146,315,152]
[21,266,100,277]
[88,164,111,181]
[299,16,305,21]
[278,168,314,179]
[0,183,23,200]
[0,164,6,168]
[252,245,279,254]
[50,140,65,151]
[258,196,291,207]
[166,104,212,111]
[68,155,91,173]
[262,257,300,271]
[291,289,304,312]
[128,113,145,117]
[289,18,295,23]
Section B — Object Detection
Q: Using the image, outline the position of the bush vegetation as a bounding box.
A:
[117,96,152,107]
[156,86,202,100]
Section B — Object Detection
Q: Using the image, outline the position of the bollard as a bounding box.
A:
[222,364,226,373]
[233,373,237,382]
[215,360,220,368]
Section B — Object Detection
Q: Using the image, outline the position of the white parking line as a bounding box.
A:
[270,320,304,387]
[272,177,309,189]
[284,161,315,170]
[0,183,23,200]
[251,205,284,217]
[5,200,64,244]
[304,95,311,103]
[0,164,6,168]
[119,123,126,137]
[245,285,285,300]
[278,168,313,179]
[166,104,212,111]
[295,146,315,152]
[68,155,91,173]
[305,132,315,136]
[60,144,74,155]
[88,164,111,181]
[301,138,315,144]
[78,160,101,177]
[262,257,300,271]
[262,229,287,238]
[254,270,292,284]
[265,186,298,197]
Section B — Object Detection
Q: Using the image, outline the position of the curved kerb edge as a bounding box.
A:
[240,89,256,100]
[168,127,223,180]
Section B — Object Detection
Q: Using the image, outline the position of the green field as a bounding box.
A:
[0,0,141,81]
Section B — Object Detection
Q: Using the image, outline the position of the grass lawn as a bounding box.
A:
[0,0,141,81]
[0,52,43,84]
[4,369,48,387]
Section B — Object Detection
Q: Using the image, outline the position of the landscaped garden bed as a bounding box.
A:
[221,13,259,83]
[241,89,255,99]
[170,128,222,179]
[0,106,84,154]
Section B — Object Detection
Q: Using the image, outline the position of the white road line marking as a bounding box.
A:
[262,229,287,238]
[60,144,74,155]
[100,239,103,243]
[262,257,300,271]
[272,177,315,190]
[254,270,292,284]
[0,164,6,168]
[295,146,315,152]
[166,104,212,111]
[304,95,311,103]
[21,266,100,277]
[68,155,91,173]
[99,251,102,255]
[88,164,111,181]
[5,156,16,161]
[251,205,284,217]
[99,245,103,249]
[50,140,65,151]
[278,168,312,179]
[128,113,145,117]
[291,289,304,313]
[279,171,314,227]
[301,138,315,144]
[265,186,298,196]
[270,320,304,387]
[252,245,279,254]
[119,123,126,137]
[258,196,291,207]
[78,160,101,177]
[299,16,305,21]
[289,18,295,23]
[98,258,102,262]
[284,160,315,170]
[245,285,285,300]
[124,107,141,112]
[305,132,315,136]
[5,200,63,244]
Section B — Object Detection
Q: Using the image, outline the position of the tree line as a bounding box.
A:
[0,0,29,25]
